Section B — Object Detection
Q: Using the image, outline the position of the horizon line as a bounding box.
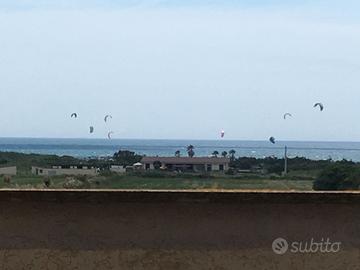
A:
[0,136,360,144]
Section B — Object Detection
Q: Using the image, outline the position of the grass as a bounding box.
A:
[97,176,313,190]
[0,151,323,190]
[0,174,314,191]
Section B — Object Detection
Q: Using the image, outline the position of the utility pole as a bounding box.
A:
[284,146,288,175]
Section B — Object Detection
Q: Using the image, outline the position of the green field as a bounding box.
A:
[0,174,314,191]
[97,176,314,190]
[0,151,325,190]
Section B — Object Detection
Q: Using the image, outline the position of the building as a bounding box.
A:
[32,166,98,176]
[141,157,230,172]
[0,166,17,176]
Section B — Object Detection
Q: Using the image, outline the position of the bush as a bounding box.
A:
[99,170,117,177]
[113,150,142,166]
[3,175,11,184]
[225,168,236,175]
[133,171,167,178]
[231,157,258,170]
[63,177,90,189]
[75,175,88,182]
[43,176,51,188]
[313,164,360,190]
[267,164,284,175]
[198,173,214,179]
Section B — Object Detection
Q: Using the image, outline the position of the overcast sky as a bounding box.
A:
[0,1,360,141]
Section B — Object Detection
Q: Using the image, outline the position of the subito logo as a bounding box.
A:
[272,238,289,255]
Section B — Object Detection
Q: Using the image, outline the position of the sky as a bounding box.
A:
[0,1,360,141]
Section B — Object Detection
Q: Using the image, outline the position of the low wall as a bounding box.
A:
[0,166,17,176]
[0,190,359,269]
[31,166,98,176]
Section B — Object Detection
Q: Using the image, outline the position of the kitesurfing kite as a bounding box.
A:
[71,113,78,118]
[89,126,94,134]
[221,130,225,138]
[314,103,324,111]
[283,113,292,120]
[107,131,114,139]
[269,137,276,144]
[104,115,112,123]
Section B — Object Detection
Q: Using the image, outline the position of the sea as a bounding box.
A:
[1,138,360,161]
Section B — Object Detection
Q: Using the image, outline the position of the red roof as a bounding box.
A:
[141,156,230,165]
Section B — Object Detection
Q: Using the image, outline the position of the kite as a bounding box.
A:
[314,103,324,111]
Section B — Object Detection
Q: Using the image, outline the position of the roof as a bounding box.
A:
[133,162,143,166]
[141,156,230,165]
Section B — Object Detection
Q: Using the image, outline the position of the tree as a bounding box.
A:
[113,150,142,166]
[175,150,181,157]
[221,151,228,158]
[187,145,195,158]
[153,160,162,170]
[212,151,219,157]
[232,157,258,170]
[313,163,360,190]
[229,149,236,161]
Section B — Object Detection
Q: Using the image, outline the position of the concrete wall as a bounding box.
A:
[110,165,126,174]
[32,166,98,176]
[0,190,359,269]
[210,163,228,171]
[144,163,228,171]
[211,164,220,171]
[0,166,17,175]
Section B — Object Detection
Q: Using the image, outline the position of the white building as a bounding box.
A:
[141,157,230,172]
[32,166,98,176]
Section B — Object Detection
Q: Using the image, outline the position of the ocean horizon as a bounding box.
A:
[1,137,360,161]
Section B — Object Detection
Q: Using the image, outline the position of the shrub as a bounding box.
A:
[313,164,360,190]
[43,176,51,188]
[113,150,142,166]
[76,175,88,182]
[63,177,90,189]
[99,170,117,177]
[267,164,284,175]
[198,173,214,179]
[225,168,236,175]
[133,171,167,178]
[3,175,11,184]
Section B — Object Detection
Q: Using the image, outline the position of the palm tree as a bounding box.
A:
[221,151,228,158]
[212,151,219,157]
[187,145,195,158]
[229,149,236,161]
[175,150,181,157]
